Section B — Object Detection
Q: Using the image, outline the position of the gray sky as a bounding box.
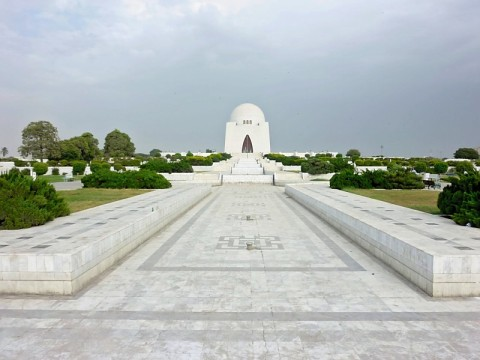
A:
[1,0,479,158]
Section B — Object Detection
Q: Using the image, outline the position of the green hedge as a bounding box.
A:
[81,169,171,189]
[438,173,480,227]
[0,169,70,229]
[186,156,213,166]
[90,160,111,173]
[140,159,193,173]
[72,160,87,175]
[33,162,48,176]
[330,168,424,190]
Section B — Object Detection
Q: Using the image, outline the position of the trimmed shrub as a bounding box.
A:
[14,159,28,167]
[301,159,334,175]
[33,162,49,176]
[90,160,111,173]
[59,160,70,166]
[113,162,126,172]
[0,169,70,229]
[330,168,423,190]
[81,169,171,189]
[433,161,448,174]
[52,167,60,175]
[186,156,213,166]
[438,172,480,227]
[72,160,87,175]
[455,161,475,175]
[170,160,193,173]
[21,168,31,176]
[413,161,428,173]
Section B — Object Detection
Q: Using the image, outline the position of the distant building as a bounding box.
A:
[224,103,271,154]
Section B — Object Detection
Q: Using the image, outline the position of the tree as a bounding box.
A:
[346,149,361,158]
[149,149,162,157]
[454,148,479,160]
[18,121,60,161]
[1,147,8,157]
[104,129,135,158]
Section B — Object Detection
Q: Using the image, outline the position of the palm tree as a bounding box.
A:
[1,147,8,157]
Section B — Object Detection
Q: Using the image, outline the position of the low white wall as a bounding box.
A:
[222,174,273,184]
[0,186,211,295]
[285,184,480,297]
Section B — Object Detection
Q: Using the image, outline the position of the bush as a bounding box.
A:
[186,156,213,166]
[72,160,87,175]
[0,169,70,229]
[455,161,475,175]
[113,162,126,172]
[120,158,141,166]
[52,167,60,175]
[90,160,111,173]
[301,159,335,175]
[21,168,31,176]
[33,162,49,176]
[438,172,480,227]
[140,159,193,173]
[59,160,69,166]
[14,159,28,167]
[81,169,171,189]
[47,160,58,166]
[433,162,448,174]
[330,168,423,190]
[413,161,428,173]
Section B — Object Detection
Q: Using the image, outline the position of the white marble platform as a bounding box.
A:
[0,185,211,295]
[286,183,480,297]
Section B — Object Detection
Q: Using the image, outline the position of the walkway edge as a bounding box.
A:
[0,185,212,295]
[285,183,480,297]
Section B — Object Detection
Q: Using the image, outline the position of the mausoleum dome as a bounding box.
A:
[230,103,265,125]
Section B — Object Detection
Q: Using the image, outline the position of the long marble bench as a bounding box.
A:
[286,183,480,297]
[0,185,211,295]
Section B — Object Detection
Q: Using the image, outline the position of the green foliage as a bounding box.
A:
[140,159,193,173]
[52,167,60,175]
[186,156,213,166]
[330,168,424,190]
[81,169,171,189]
[301,159,334,175]
[438,172,480,227]
[336,153,343,158]
[0,169,70,229]
[14,159,28,167]
[119,158,141,166]
[32,162,48,176]
[90,160,111,173]
[413,161,428,173]
[149,149,162,157]
[18,121,60,161]
[433,161,448,174]
[346,149,361,157]
[455,161,475,175]
[47,160,58,166]
[21,168,31,176]
[186,151,193,157]
[104,129,135,158]
[264,153,304,166]
[59,159,69,166]
[1,147,8,157]
[208,153,231,162]
[113,162,126,171]
[72,160,87,175]
[454,148,479,160]
[329,158,352,172]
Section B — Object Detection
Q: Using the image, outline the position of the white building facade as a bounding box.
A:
[224,103,271,154]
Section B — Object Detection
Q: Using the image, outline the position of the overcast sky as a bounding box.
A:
[1,0,479,158]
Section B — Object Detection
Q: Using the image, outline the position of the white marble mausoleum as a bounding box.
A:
[224,103,271,154]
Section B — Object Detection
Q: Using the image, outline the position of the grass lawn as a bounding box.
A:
[58,188,152,213]
[345,189,441,215]
[40,175,83,183]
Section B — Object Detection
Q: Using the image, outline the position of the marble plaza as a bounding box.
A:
[1,184,479,359]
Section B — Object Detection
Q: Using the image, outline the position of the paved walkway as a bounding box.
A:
[1,185,479,359]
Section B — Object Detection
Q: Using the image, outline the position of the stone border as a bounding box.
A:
[0,186,212,295]
[285,184,480,297]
